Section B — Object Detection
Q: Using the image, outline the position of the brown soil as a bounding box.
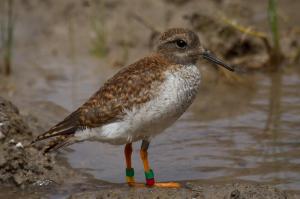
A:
[69,183,296,199]
[0,96,88,188]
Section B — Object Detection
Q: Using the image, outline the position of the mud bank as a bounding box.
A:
[0,96,86,187]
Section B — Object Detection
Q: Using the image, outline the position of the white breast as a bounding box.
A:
[75,65,201,145]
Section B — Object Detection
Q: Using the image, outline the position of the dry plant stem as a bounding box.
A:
[4,0,14,76]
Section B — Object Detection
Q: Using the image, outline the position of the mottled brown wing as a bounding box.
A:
[77,54,170,127]
[33,54,171,142]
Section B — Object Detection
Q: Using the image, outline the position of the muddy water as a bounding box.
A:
[40,66,300,194]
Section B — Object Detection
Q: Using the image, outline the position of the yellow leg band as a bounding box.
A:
[126,176,135,184]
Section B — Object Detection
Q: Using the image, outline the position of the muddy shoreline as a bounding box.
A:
[0,97,90,187]
[68,183,296,199]
[0,97,297,198]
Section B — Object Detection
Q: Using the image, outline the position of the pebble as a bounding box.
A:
[16,142,24,148]
[9,139,15,144]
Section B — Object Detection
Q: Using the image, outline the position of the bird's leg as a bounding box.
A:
[140,140,180,188]
[140,140,154,186]
[124,143,135,186]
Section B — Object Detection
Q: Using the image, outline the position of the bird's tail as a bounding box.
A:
[43,134,75,154]
[31,111,80,153]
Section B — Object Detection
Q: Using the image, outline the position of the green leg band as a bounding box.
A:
[126,168,135,184]
[126,168,134,177]
[145,169,155,186]
[144,169,154,179]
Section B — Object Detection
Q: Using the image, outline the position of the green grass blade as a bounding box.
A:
[268,0,280,52]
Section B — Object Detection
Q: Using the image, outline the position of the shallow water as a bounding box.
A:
[46,67,300,193]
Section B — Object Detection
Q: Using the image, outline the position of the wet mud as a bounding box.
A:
[0,97,87,189]
[69,183,295,199]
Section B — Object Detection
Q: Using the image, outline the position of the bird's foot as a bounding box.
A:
[144,169,180,188]
[126,182,181,188]
[153,182,181,188]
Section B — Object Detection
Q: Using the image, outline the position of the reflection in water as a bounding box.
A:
[265,71,282,134]
[63,69,300,194]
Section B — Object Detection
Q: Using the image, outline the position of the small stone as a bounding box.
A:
[33,179,54,186]
[16,142,24,148]
[9,139,15,144]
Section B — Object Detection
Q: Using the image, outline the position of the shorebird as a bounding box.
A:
[33,28,234,188]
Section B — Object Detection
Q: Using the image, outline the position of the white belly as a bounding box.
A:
[75,65,201,145]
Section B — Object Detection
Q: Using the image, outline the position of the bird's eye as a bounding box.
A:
[176,40,187,48]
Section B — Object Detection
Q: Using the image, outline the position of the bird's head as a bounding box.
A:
[156,28,234,71]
